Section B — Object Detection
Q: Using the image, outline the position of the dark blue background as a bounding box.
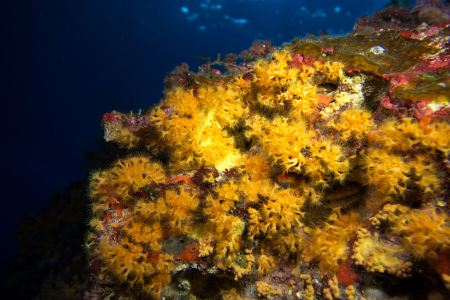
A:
[5,0,389,273]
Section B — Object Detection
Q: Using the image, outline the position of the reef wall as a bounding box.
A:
[86,2,450,299]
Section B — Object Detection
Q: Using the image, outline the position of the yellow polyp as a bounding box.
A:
[369,118,449,155]
[352,229,412,277]
[302,213,360,274]
[142,271,173,298]
[364,139,444,203]
[163,87,198,117]
[369,119,417,151]
[232,252,255,280]
[90,199,109,217]
[109,156,166,199]
[213,214,245,269]
[328,108,374,141]
[411,154,441,193]
[133,199,167,221]
[247,114,350,187]
[206,181,240,214]
[364,149,411,197]
[392,207,450,259]
[88,169,114,201]
[251,187,304,253]
[421,121,450,155]
[240,176,272,203]
[234,74,252,91]
[193,110,243,171]
[97,238,174,297]
[253,49,298,92]
[124,220,163,250]
[164,186,199,234]
[314,60,345,81]
[246,115,315,173]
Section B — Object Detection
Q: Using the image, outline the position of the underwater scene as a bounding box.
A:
[4,0,450,299]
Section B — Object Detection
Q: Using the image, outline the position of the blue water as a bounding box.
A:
[5,0,390,273]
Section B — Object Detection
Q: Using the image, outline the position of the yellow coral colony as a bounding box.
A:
[88,43,449,299]
[303,213,360,273]
[365,117,448,201]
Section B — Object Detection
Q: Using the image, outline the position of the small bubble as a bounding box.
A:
[180,6,189,14]
[369,46,385,55]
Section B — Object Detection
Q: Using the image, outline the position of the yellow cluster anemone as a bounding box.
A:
[302,212,360,274]
[259,188,304,238]
[246,115,316,173]
[164,186,199,234]
[239,175,273,204]
[163,87,199,117]
[371,204,450,259]
[393,207,450,259]
[314,61,345,80]
[109,156,166,199]
[149,85,245,172]
[88,156,166,214]
[97,238,174,298]
[410,154,441,194]
[246,187,305,254]
[242,153,271,181]
[362,115,447,202]
[250,48,366,122]
[328,108,374,141]
[344,285,357,300]
[364,149,411,197]
[421,121,450,155]
[88,157,193,297]
[247,115,350,186]
[133,198,167,222]
[204,181,241,218]
[213,214,245,269]
[253,49,299,92]
[198,85,249,128]
[352,228,413,278]
[88,170,113,214]
[369,118,450,155]
[123,220,163,251]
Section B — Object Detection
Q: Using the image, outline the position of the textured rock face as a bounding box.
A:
[86,3,450,299]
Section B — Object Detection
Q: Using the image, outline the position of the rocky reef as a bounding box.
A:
[86,2,450,299]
